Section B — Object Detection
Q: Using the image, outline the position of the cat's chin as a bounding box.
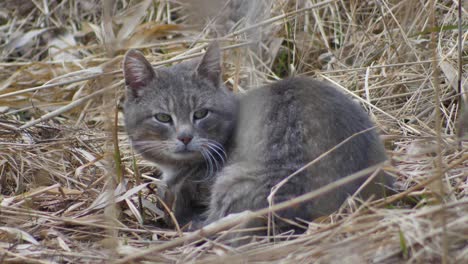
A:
[169,151,202,161]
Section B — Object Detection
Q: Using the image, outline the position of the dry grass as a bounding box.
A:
[0,0,467,263]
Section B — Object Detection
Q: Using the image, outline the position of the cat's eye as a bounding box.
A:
[193,109,209,120]
[154,113,172,123]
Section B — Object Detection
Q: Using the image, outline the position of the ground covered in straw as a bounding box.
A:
[0,0,467,263]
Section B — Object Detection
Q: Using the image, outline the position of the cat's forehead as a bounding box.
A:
[170,59,199,74]
[156,60,212,92]
[144,65,214,111]
[149,88,212,114]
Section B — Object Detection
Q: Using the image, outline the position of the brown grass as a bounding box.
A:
[0,0,467,263]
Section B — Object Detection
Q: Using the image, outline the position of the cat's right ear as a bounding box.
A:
[123,49,155,98]
[196,42,221,86]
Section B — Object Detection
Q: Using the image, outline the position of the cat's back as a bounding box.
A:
[235,77,385,166]
[239,77,369,123]
[241,77,369,120]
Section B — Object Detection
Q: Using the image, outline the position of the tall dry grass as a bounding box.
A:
[0,0,466,263]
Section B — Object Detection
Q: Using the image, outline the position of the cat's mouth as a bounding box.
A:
[171,145,201,158]
[173,144,195,153]
[173,148,195,154]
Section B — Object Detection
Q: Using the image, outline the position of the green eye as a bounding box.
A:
[154,113,172,123]
[193,109,209,120]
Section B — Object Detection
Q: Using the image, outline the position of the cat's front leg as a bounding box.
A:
[204,163,269,244]
[159,178,209,229]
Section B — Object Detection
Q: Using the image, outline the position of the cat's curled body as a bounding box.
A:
[205,77,392,231]
[123,42,393,234]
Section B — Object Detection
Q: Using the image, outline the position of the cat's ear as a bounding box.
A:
[123,49,155,97]
[196,42,221,86]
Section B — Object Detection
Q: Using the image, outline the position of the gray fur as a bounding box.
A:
[206,78,393,237]
[123,42,394,236]
[123,43,238,226]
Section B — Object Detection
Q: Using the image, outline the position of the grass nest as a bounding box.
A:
[0,0,467,263]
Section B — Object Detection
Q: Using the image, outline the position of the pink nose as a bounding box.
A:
[178,136,192,145]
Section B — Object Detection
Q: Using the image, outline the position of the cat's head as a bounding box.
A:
[122,42,238,167]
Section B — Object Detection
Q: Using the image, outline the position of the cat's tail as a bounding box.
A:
[180,0,286,89]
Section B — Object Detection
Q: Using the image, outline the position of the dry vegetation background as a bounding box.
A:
[0,0,467,263]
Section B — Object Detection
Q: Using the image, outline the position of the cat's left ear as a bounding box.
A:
[196,42,221,86]
[123,49,156,98]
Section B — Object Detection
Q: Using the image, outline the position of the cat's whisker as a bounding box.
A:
[133,142,172,155]
[200,139,227,161]
[200,149,214,179]
[207,152,216,179]
[204,139,224,151]
[204,139,225,152]
[204,147,220,173]
[207,140,228,160]
[205,143,226,165]
[133,140,171,147]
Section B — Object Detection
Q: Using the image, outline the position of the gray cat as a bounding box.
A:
[123,42,393,237]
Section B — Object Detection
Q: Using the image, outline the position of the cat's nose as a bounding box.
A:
[178,136,192,145]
